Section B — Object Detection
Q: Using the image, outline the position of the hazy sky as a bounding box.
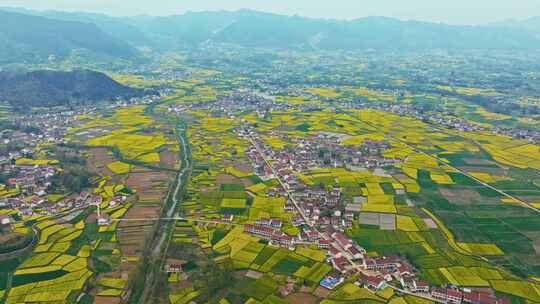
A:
[0,0,538,24]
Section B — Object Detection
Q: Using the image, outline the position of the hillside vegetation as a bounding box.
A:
[0,69,149,109]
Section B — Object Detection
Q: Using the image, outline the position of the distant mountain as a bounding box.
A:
[0,10,137,64]
[123,11,244,50]
[1,8,153,47]
[2,8,540,60]
[491,17,540,33]
[0,69,148,109]
[123,10,540,50]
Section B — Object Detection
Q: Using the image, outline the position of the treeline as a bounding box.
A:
[50,166,93,193]
[0,121,42,135]
[429,89,540,116]
[0,232,35,254]
[48,146,95,193]
[166,242,235,302]
[464,94,540,116]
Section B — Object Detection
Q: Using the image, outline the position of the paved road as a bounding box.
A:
[113,216,241,227]
[246,134,312,226]
[246,129,447,304]
[387,285,446,304]
[1,206,89,261]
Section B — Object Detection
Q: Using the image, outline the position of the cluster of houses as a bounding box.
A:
[0,159,58,220]
[244,217,294,247]
[0,99,162,224]
[192,92,517,304]
[0,147,108,220]
[0,190,102,220]
[279,134,401,170]
[0,140,115,221]
[242,128,400,180]
[243,214,509,304]
[321,232,510,304]
[0,109,90,221]
[3,164,56,196]
[242,130,364,232]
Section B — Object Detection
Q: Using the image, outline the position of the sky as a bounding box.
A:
[0,0,538,25]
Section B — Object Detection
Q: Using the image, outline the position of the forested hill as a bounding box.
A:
[0,70,148,109]
[0,10,136,64]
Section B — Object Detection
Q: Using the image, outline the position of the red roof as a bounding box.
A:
[374,256,400,266]
[364,258,377,266]
[333,256,348,265]
[366,275,384,286]
[447,289,463,299]
[333,232,352,247]
[398,264,411,274]
[414,280,429,288]
[244,224,278,236]
[463,291,500,304]
[307,230,319,238]
[275,235,291,242]
[329,247,340,255]
[431,287,446,296]
[480,298,497,304]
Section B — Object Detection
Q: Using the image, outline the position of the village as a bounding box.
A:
[0,75,535,303]
[169,85,540,146]
[0,94,161,223]
[233,123,510,304]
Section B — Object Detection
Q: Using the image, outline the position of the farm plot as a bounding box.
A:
[328,282,384,302]
[87,148,117,176]
[294,262,332,283]
[249,196,290,222]
[4,218,93,303]
[75,106,176,165]
[126,167,171,203]
[117,207,160,256]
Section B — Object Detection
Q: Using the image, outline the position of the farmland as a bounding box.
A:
[156,75,540,304]
[0,97,182,304]
[1,48,540,304]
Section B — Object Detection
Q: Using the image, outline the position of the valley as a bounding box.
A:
[0,7,539,304]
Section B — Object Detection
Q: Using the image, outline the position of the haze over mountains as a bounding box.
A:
[0,10,136,64]
[491,17,540,33]
[1,8,540,63]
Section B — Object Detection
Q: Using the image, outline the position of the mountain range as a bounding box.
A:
[1,8,539,63]
[0,69,148,109]
[0,10,136,64]
[491,17,540,33]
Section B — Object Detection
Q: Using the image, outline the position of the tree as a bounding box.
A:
[50,164,93,193]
